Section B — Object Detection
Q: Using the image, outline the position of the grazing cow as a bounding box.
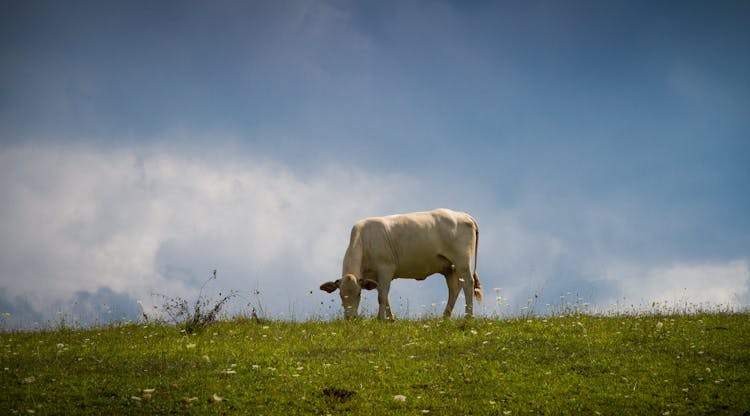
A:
[320,208,483,320]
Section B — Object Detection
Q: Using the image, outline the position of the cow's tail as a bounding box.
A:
[471,217,483,302]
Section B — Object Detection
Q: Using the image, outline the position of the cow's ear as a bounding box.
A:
[360,279,378,290]
[320,280,340,293]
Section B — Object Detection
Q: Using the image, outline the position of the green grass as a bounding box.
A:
[2,313,749,415]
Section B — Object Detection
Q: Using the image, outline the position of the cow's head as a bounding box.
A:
[320,274,378,319]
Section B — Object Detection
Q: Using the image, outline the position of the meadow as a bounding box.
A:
[2,312,749,415]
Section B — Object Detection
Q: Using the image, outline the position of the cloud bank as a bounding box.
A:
[0,143,747,328]
[0,143,425,326]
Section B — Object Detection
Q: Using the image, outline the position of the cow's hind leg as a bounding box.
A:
[440,255,460,318]
[456,264,475,318]
[443,272,461,318]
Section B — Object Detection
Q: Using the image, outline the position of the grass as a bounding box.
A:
[2,313,749,415]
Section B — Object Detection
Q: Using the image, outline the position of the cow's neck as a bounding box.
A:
[342,237,363,278]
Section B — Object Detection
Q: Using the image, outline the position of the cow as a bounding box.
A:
[320,208,483,320]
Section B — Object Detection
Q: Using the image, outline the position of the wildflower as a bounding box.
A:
[394,394,407,402]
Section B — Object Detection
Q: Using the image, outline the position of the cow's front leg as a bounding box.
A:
[376,269,395,320]
[376,280,393,320]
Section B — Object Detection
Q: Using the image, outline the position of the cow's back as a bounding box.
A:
[360,209,476,278]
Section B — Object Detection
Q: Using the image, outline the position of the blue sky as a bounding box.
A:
[1,1,748,327]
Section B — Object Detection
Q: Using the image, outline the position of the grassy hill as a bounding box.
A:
[2,313,749,415]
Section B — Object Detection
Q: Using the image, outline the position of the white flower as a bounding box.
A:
[394,394,407,402]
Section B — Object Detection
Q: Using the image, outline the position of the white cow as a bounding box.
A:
[320,208,483,319]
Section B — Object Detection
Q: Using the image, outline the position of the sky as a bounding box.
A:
[1,0,749,328]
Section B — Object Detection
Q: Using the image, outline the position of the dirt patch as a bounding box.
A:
[322,387,356,402]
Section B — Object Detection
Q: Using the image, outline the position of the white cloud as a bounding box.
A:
[0,144,422,319]
[1,143,747,324]
[605,260,749,309]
